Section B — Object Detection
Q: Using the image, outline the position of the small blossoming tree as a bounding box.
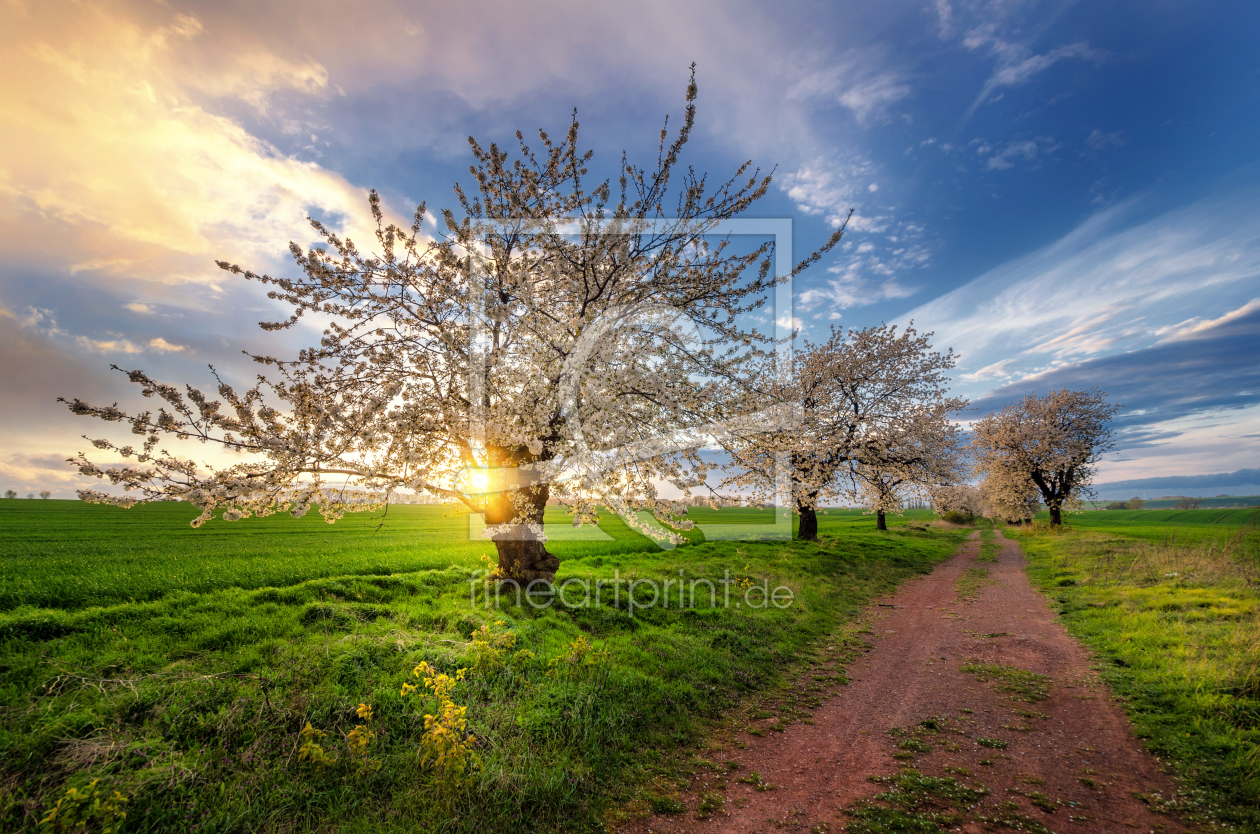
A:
[977,467,1040,524]
[62,72,841,583]
[725,323,966,539]
[970,388,1119,527]
[931,484,986,519]
[842,404,966,530]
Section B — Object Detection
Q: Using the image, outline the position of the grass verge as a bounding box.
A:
[1010,521,1260,832]
[0,502,964,833]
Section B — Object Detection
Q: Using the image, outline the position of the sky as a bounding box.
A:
[2,0,1259,498]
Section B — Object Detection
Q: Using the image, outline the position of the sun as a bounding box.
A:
[467,469,490,493]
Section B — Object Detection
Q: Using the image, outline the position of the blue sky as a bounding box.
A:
[1,0,1258,495]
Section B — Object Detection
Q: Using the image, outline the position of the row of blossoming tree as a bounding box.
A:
[62,74,1116,582]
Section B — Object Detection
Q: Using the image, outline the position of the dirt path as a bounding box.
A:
[620,528,1189,834]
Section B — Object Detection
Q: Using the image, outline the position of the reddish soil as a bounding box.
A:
[618,529,1191,834]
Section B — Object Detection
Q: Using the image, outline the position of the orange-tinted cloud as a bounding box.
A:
[0,1,378,292]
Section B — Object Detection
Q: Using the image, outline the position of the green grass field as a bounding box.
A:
[1046,507,1260,549]
[1068,507,1260,528]
[0,501,664,613]
[0,501,913,613]
[0,499,959,833]
[1012,510,1260,831]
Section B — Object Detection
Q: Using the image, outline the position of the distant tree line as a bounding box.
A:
[1103,496,1206,510]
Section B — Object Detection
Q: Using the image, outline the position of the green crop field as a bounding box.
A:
[0,499,960,833]
[1068,507,1260,528]
[1046,507,1260,548]
[0,502,928,613]
[0,500,665,613]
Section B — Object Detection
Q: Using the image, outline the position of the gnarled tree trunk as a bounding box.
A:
[483,445,560,584]
[797,506,818,541]
[796,487,822,541]
[1048,505,1062,527]
[486,483,559,584]
[876,509,888,531]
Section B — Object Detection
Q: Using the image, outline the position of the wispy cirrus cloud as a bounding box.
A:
[779,156,879,227]
[1155,298,1260,343]
[782,153,931,319]
[971,299,1260,424]
[979,40,1106,89]
[933,0,955,39]
[959,358,1016,383]
[901,185,1260,388]
[798,270,916,318]
[786,50,912,125]
[950,5,1109,118]
[912,185,1260,479]
[795,234,927,321]
[976,136,1061,170]
[966,301,1260,478]
[1086,129,1125,151]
